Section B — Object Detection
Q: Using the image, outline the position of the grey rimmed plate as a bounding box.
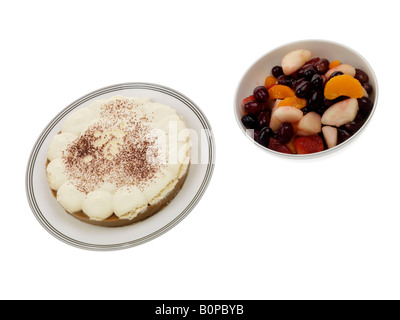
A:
[26,83,215,251]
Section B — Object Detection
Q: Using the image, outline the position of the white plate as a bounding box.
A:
[26,83,215,251]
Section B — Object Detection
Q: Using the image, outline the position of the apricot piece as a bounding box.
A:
[329,60,340,69]
[264,76,277,89]
[277,96,307,109]
[324,74,364,100]
[268,85,295,100]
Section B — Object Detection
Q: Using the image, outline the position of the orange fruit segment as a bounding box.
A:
[242,95,255,105]
[268,85,295,99]
[277,96,307,109]
[286,136,297,154]
[329,60,340,69]
[264,76,277,89]
[324,74,364,100]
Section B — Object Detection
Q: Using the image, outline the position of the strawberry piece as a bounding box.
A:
[242,95,255,105]
[294,135,324,154]
[268,137,292,154]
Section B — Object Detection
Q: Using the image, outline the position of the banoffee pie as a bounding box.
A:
[46,96,191,227]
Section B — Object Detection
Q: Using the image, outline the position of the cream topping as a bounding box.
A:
[47,96,191,221]
[56,182,85,213]
[47,132,78,161]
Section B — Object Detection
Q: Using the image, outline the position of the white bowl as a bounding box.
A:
[234,39,379,158]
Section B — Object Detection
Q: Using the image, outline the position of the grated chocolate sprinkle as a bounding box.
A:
[62,97,164,194]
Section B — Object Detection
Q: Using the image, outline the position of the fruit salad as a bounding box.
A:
[240,49,374,155]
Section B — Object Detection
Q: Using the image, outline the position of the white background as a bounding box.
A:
[1,0,399,300]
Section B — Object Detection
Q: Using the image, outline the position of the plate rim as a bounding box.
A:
[25,82,216,251]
